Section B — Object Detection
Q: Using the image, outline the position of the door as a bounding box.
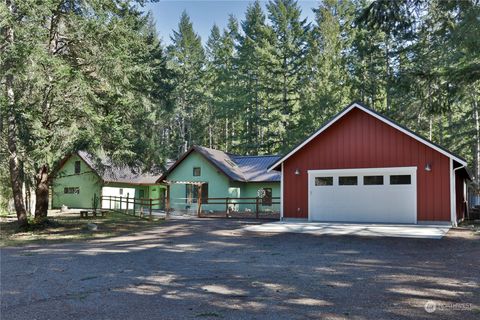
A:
[308,167,417,223]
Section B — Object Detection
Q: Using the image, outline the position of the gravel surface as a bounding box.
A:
[1,218,479,320]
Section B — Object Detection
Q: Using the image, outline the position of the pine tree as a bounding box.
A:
[266,0,311,152]
[301,0,355,134]
[236,1,273,154]
[167,11,206,155]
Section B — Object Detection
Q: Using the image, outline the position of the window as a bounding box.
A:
[364,175,384,185]
[186,184,208,204]
[390,175,411,185]
[193,167,201,176]
[139,189,145,199]
[119,188,123,195]
[262,188,273,206]
[315,177,333,186]
[339,176,358,186]
[74,161,81,174]
[64,187,80,194]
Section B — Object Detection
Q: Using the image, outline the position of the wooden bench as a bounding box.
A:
[80,210,108,218]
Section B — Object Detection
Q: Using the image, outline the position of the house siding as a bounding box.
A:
[240,182,280,212]
[283,108,451,221]
[52,155,102,209]
[167,152,231,212]
[166,151,281,213]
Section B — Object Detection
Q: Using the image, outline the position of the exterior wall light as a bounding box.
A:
[425,163,432,172]
[294,168,300,175]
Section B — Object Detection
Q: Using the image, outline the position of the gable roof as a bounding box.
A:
[268,102,468,171]
[157,145,281,183]
[55,151,164,185]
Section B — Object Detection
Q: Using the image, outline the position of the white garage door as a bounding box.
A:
[308,167,417,224]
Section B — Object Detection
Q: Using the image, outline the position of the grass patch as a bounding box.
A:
[0,211,164,247]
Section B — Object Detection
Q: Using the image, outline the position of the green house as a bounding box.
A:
[51,151,166,210]
[158,146,281,214]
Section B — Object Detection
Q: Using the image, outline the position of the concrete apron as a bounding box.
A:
[243,221,451,239]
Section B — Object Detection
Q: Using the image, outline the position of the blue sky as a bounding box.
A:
[143,1,318,45]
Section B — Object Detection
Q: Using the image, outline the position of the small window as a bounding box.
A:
[390,175,411,185]
[364,176,384,185]
[339,176,358,186]
[193,167,201,176]
[315,177,333,186]
[74,161,81,174]
[64,187,80,194]
[119,188,123,195]
[262,188,273,206]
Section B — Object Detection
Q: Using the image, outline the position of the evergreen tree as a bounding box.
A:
[236,1,273,154]
[266,0,311,152]
[301,0,354,134]
[167,11,206,156]
[0,0,172,224]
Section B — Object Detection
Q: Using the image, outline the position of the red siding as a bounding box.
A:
[283,108,451,221]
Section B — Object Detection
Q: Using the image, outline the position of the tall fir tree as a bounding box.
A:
[266,0,310,152]
[236,1,274,154]
[167,11,206,156]
[301,0,355,134]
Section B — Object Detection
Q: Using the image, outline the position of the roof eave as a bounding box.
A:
[268,102,468,170]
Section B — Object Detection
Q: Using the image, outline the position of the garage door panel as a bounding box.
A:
[308,167,417,224]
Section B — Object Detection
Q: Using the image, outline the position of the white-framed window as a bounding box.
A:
[315,177,333,186]
[339,176,358,185]
[390,175,411,185]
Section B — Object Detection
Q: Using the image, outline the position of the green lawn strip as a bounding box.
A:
[0,211,164,247]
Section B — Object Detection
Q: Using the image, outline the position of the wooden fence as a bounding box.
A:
[196,196,280,219]
[100,195,166,220]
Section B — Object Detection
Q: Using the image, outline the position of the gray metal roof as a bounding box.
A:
[231,155,281,182]
[77,151,163,185]
[167,146,280,183]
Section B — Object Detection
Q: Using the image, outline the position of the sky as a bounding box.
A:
[143,0,318,45]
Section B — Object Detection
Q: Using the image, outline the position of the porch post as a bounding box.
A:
[197,183,202,218]
[166,185,170,216]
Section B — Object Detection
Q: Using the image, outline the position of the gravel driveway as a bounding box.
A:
[1,218,479,319]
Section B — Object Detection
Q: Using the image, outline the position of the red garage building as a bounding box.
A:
[269,102,470,226]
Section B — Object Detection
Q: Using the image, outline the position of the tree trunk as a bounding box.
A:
[5,0,28,227]
[34,165,49,221]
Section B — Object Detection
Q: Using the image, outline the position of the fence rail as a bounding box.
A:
[99,195,280,220]
[100,195,166,220]
[196,196,280,219]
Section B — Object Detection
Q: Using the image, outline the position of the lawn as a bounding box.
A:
[0,211,164,247]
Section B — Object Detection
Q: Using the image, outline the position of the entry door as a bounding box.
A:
[308,167,417,224]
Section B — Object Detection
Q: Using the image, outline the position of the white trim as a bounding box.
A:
[280,163,284,220]
[451,163,466,226]
[307,166,417,176]
[307,166,417,224]
[450,159,457,227]
[268,103,467,171]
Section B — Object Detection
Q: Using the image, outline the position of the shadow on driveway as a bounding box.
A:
[1,218,479,319]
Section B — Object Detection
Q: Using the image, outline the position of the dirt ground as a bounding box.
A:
[1,218,479,319]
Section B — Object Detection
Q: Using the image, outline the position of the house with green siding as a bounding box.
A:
[157,146,280,214]
[52,151,166,210]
